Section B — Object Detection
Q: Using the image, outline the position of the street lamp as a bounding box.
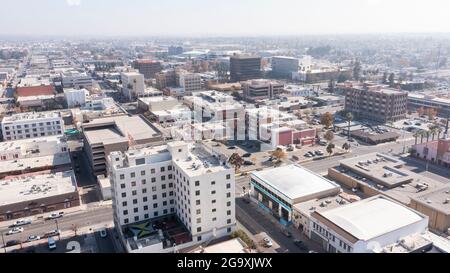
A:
[55,219,61,240]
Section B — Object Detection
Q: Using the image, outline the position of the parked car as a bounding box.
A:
[228,146,236,149]
[27,235,40,242]
[5,240,21,247]
[293,240,308,251]
[304,153,313,158]
[7,227,24,235]
[263,238,273,248]
[48,237,56,250]
[44,229,60,238]
[281,229,292,237]
[243,160,254,166]
[318,140,327,146]
[242,153,252,158]
[99,228,108,238]
[46,212,64,220]
[10,219,32,228]
[315,150,324,156]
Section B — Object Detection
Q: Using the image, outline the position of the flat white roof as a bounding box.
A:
[252,164,340,202]
[319,195,426,241]
[0,153,71,174]
[0,170,77,206]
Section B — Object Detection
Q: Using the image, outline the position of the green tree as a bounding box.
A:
[326,143,335,156]
[324,130,335,143]
[388,73,395,86]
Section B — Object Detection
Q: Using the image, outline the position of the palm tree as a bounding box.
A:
[413,131,421,145]
[437,127,443,140]
[345,112,354,140]
[419,130,426,144]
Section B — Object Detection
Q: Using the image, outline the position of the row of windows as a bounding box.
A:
[118,166,173,180]
[3,120,61,130]
[312,222,352,252]
[122,208,175,224]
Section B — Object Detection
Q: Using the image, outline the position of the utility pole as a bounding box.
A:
[1,232,6,253]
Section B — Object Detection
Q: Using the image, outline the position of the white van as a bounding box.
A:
[48,237,56,250]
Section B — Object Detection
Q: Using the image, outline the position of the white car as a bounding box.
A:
[7,227,24,235]
[46,212,64,220]
[11,219,32,227]
[27,235,40,242]
[263,238,273,248]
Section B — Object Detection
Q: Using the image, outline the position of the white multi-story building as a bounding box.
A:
[121,72,145,100]
[1,111,64,141]
[0,135,68,161]
[183,91,246,140]
[61,70,93,89]
[108,141,236,253]
[310,195,429,253]
[64,88,89,108]
[178,72,202,95]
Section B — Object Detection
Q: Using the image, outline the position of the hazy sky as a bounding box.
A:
[1,0,450,36]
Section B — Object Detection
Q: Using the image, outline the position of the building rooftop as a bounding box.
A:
[2,111,61,123]
[0,153,71,175]
[0,135,66,153]
[252,164,341,203]
[316,195,427,241]
[0,170,77,207]
[82,115,162,145]
[190,238,248,253]
[412,185,450,215]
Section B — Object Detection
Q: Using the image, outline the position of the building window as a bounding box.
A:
[151,169,155,174]
[168,166,172,171]
[121,193,126,198]
[120,184,125,189]
[227,210,231,216]
[211,181,216,185]
[133,208,138,213]
[122,201,127,206]
[212,208,216,212]
[154,212,159,217]
[134,216,139,222]
[196,200,200,205]
[153,203,158,208]
[120,174,125,180]
[211,190,216,195]
[226,193,231,198]
[131,181,136,187]
[124,219,129,224]
[151,178,156,183]
[226,183,231,189]
[160,167,165,172]
[197,227,202,232]
[227,201,231,207]
[227,219,231,224]
[195,181,200,186]
[142,188,147,194]
[197,236,202,241]
[130,172,135,178]
[141,170,146,176]
[212,200,216,204]
[144,205,148,211]
[195,190,200,196]
[133,199,137,204]
[226,174,231,180]
[132,190,137,196]
[153,195,157,200]
[123,210,128,216]
[196,209,201,215]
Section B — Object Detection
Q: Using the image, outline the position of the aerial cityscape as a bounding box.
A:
[1,0,450,260]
